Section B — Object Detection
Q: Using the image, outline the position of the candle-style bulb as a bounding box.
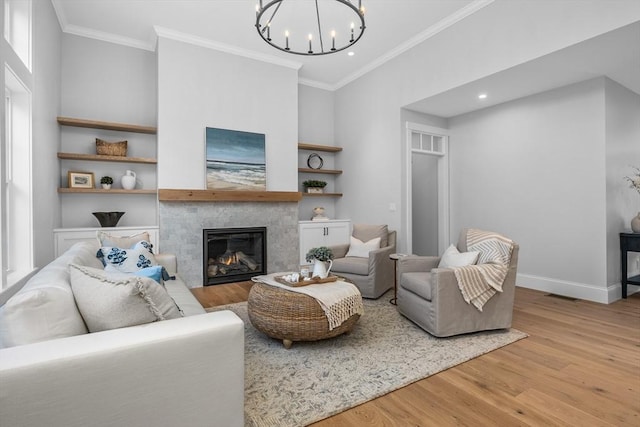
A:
[308,33,313,54]
[285,30,290,50]
[331,30,336,51]
[350,22,355,42]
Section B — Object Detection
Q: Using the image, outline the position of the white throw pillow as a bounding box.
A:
[345,236,381,258]
[69,264,182,333]
[438,244,480,268]
[0,242,100,347]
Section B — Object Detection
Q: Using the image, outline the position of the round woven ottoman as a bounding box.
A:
[247,281,361,349]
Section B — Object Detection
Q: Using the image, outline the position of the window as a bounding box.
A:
[4,0,32,71]
[2,65,32,288]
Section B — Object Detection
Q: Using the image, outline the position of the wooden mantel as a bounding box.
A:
[158,189,302,202]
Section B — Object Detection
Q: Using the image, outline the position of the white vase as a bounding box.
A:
[121,170,136,190]
[101,183,111,190]
[632,212,640,233]
[312,258,333,279]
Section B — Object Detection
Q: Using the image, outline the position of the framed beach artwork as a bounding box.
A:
[205,127,266,191]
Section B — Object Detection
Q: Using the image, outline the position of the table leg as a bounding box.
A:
[621,248,628,299]
[390,259,398,305]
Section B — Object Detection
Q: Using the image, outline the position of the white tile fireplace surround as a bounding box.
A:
[159,201,299,288]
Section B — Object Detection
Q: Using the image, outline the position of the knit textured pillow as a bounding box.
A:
[69,264,182,333]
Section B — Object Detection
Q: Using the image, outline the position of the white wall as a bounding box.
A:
[605,79,640,290]
[157,37,298,191]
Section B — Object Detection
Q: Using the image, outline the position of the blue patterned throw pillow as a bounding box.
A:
[97,241,158,273]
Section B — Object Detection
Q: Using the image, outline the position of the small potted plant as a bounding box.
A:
[303,179,327,194]
[305,246,334,279]
[100,176,114,190]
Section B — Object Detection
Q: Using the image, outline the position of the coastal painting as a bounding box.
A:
[205,127,266,191]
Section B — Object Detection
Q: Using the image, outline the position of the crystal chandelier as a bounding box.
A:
[255,0,366,56]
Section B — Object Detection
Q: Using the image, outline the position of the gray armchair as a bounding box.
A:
[396,229,519,337]
[330,224,396,299]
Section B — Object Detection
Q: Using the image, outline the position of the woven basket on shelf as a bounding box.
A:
[96,138,127,156]
[247,281,360,348]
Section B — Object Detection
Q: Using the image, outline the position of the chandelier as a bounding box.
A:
[255,0,366,56]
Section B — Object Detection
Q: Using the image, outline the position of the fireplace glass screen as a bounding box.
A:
[203,227,266,285]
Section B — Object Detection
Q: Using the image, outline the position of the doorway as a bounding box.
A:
[405,122,449,256]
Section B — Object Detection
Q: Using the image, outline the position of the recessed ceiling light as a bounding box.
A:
[478,93,488,99]
[347,51,355,56]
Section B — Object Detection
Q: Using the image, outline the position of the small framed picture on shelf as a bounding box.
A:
[67,171,95,189]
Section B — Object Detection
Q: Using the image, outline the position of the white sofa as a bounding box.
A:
[0,240,245,427]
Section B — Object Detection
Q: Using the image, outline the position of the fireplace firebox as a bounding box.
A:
[203,227,266,285]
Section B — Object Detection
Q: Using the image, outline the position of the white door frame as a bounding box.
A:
[404,122,449,255]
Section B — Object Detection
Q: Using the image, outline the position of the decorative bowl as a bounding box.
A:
[92,211,125,228]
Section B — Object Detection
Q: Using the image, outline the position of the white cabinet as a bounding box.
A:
[54,226,159,257]
[299,220,350,265]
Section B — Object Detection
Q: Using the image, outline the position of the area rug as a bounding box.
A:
[208,293,527,427]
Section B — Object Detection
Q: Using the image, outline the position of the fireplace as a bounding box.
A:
[203,227,266,285]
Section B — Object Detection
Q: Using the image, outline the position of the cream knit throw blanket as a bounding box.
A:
[452,229,514,311]
[252,273,364,330]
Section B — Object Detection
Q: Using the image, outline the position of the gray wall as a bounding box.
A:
[60,34,157,228]
[298,84,338,220]
[333,1,640,302]
[32,0,62,265]
[448,78,608,300]
[605,79,640,285]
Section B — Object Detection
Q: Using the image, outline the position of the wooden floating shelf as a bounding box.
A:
[158,189,302,203]
[57,152,157,164]
[298,168,342,175]
[57,116,157,134]
[58,188,157,194]
[302,192,343,197]
[298,143,342,153]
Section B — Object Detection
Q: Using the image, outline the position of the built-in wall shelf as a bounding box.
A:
[298,167,342,175]
[58,188,157,194]
[57,116,157,134]
[57,152,157,164]
[297,142,343,204]
[298,142,342,152]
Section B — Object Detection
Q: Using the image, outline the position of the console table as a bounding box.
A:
[620,232,640,298]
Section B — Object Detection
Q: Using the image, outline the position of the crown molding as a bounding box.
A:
[65,25,155,51]
[153,26,302,71]
[298,78,336,92]
[333,0,495,90]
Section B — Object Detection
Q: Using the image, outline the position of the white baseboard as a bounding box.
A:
[516,273,638,304]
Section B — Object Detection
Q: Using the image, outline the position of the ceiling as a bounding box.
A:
[405,21,640,118]
[51,0,482,89]
[51,1,639,117]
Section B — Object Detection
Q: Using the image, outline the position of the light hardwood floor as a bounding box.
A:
[191,284,640,426]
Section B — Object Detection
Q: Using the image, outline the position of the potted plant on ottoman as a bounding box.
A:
[305,246,334,279]
[303,180,327,193]
[100,176,114,190]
